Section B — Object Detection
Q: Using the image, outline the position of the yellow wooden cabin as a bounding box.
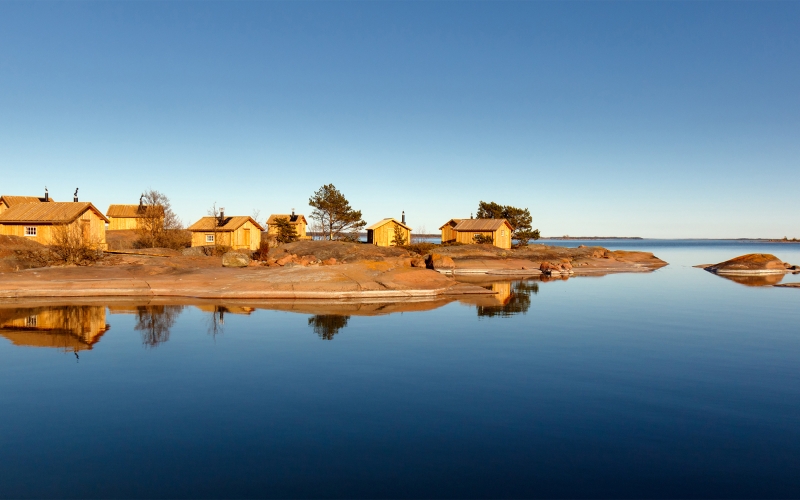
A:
[449,218,514,249]
[106,203,161,230]
[187,213,264,251]
[0,192,54,215]
[366,217,412,247]
[266,212,310,240]
[0,202,108,249]
[439,218,464,243]
[0,305,109,352]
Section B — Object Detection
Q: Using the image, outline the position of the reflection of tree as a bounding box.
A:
[135,305,184,348]
[477,281,539,318]
[206,306,227,339]
[308,315,350,340]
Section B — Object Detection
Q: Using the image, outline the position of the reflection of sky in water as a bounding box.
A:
[1,241,799,498]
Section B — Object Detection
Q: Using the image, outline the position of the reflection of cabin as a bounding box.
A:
[0,306,109,352]
[0,202,108,249]
[266,211,310,240]
[439,219,463,243]
[366,217,412,247]
[187,213,264,251]
[449,219,514,249]
[106,202,162,230]
[0,192,55,215]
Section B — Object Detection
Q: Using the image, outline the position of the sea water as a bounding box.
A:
[1,241,798,498]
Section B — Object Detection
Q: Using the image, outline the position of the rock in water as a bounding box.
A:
[702,254,788,275]
[222,252,251,268]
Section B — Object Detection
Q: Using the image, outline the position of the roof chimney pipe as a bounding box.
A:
[218,207,225,226]
[73,188,79,203]
[292,207,295,217]
[402,211,405,225]
[44,187,48,202]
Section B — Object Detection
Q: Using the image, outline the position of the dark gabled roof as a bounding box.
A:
[366,218,412,231]
[187,216,264,232]
[267,214,307,225]
[452,218,513,232]
[0,202,109,224]
[438,218,463,230]
[106,204,159,218]
[0,195,55,207]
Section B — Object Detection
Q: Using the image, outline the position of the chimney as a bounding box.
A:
[291,208,295,217]
[470,213,473,219]
[402,211,405,224]
[218,207,225,226]
[44,187,49,202]
[73,188,79,202]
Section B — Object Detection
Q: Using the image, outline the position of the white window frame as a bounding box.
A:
[500,230,506,237]
[25,226,37,237]
[205,234,215,243]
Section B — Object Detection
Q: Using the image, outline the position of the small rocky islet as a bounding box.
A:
[697,253,800,288]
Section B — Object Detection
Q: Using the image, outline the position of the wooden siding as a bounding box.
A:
[454,227,512,249]
[367,220,411,247]
[266,219,309,240]
[108,216,142,231]
[0,210,107,249]
[190,220,262,251]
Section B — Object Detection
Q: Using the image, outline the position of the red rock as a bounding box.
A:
[275,255,294,266]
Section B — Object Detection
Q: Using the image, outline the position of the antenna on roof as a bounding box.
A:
[73,188,79,202]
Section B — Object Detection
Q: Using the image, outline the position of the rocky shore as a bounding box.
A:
[0,239,668,300]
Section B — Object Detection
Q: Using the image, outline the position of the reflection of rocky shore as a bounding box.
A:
[0,305,109,352]
[697,254,800,287]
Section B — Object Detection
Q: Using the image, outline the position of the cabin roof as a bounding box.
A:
[366,218,412,231]
[0,195,54,207]
[452,218,514,232]
[267,214,307,225]
[106,204,157,218]
[187,216,264,232]
[0,202,109,224]
[438,218,463,230]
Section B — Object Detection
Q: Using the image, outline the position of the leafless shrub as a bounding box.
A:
[135,190,185,249]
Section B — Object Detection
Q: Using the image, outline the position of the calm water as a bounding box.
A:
[1,240,799,498]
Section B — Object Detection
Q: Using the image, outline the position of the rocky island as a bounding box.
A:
[696,253,800,287]
[0,237,668,300]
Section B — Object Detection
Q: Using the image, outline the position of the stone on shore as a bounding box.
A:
[427,253,455,272]
[222,252,251,268]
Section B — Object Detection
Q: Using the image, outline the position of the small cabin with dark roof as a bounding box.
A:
[0,201,108,248]
[266,211,310,240]
[187,212,264,251]
[366,215,412,247]
[449,218,514,249]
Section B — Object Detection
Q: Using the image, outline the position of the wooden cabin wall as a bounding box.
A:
[108,217,141,231]
[0,211,106,249]
[441,225,457,243]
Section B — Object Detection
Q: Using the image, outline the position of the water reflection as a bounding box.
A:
[308,315,350,340]
[135,306,184,348]
[707,272,785,287]
[0,305,109,352]
[476,281,539,318]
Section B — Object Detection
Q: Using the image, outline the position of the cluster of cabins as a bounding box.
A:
[0,190,516,250]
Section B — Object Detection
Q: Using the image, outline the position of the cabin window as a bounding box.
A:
[206,234,214,243]
[25,227,37,236]
[500,230,506,237]
[26,316,37,327]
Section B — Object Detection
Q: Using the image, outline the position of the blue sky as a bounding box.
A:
[1,1,798,238]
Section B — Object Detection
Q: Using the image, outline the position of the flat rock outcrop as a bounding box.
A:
[699,254,796,275]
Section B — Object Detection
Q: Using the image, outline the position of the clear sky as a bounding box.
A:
[1,1,798,238]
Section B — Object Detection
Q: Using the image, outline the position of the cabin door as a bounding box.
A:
[243,228,251,248]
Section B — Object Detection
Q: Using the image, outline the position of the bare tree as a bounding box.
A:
[207,202,221,247]
[136,190,183,248]
[49,223,102,265]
